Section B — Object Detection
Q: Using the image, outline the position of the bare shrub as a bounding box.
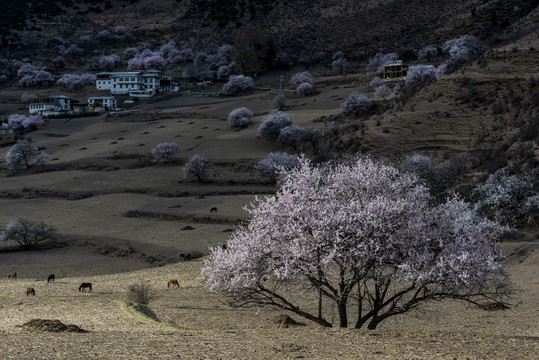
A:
[128,283,155,305]
[1,219,55,250]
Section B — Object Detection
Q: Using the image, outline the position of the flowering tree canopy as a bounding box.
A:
[184,154,215,182]
[56,73,96,89]
[17,64,54,87]
[6,139,44,169]
[8,114,44,130]
[151,142,178,163]
[289,71,313,85]
[374,84,391,99]
[367,52,399,74]
[331,50,348,74]
[277,125,310,150]
[472,169,538,226]
[369,76,384,88]
[94,54,121,70]
[227,107,253,128]
[222,75,255,95]
[296,82,314,96]
[405,65,437,87]
[272,94,287,111]
[253,152,300,181]
[203,157,510,329]
[417,45,439,61]
[341,92,372,116]
[442,35,486,63]
[258,110,292,142]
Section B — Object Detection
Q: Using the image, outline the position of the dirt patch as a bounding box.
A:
[21,319,88,333]
[124,210,242,225]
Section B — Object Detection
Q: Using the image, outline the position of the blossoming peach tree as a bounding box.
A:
[202,157,510,329]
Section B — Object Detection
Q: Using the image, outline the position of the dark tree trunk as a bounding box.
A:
[338,300,348,327]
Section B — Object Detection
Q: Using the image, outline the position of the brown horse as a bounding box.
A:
[8,272,16,280]
[26,288,35,296]
[167,279,179,288]
[47,274,55,283]
[180,253,192,261]
[78,283,92,292]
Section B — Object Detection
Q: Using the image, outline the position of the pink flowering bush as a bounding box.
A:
[56,73,96,89]
[184,155,215,182]
[289,71,313,85]
[405,65,437,87]
[258,110,292,142]
[374,84,391,99]
[95,54,121,70]
[59,44,83,57]
[151,142,178,163]
[222,75,255,95]
[277,125,310,149]
[8,114,44,130]
[472,169,538,225]
[341,92,372,116]
[296,82,314,96]
[17,64,54,87]
[203,156,510,329]
[167,48,194,63]
[253,152,300,181]
[367,52,399,73]
[227,107,253,128]
[369,76,384,88]
[5,139,43,168]
[331,52,348,74]
[417,45,439,61]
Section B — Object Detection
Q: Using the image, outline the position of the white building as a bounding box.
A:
[87,96,118,111]
[28,95,72,116]
[95,70,170,97]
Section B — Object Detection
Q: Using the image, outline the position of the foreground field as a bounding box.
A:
[0,242,538,359]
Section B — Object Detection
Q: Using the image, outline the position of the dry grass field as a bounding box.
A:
[0,33,538,358]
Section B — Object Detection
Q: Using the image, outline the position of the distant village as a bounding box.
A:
[28,69,178,117]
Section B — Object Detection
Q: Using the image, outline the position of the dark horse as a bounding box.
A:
[180,253,192,261]
[47,274,55,283]
[26,287,35,296]
[79,283,92,292]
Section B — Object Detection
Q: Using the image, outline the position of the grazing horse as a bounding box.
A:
[78,283,92,292]
[47,274,55,283]
[180,253,192,261]
[26,288,35,296]
[168,279,179,288]
[8,272,17,280]
[210,207,218,213]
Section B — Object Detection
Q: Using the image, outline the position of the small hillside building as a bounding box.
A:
[383,61,409,81]
[0,123,15,145]
[383,62,441,81]
[95,70,172,97]
[87,96,118,111]
[28,95,72,116]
